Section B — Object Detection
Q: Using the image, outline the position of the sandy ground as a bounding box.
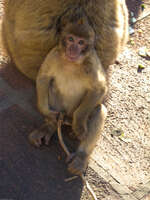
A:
[89,1,150,199]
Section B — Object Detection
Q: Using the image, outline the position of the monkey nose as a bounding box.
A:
[69,45,79,57]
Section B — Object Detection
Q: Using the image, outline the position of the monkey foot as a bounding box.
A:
[68,152,88,175]
[28,125,55,147]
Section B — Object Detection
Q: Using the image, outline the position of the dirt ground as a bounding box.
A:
[0,1,150,200]
[90,0,150,199]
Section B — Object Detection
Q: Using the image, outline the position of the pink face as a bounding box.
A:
[65,34,87,62]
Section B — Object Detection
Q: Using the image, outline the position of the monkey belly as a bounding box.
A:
[49,75,86,115]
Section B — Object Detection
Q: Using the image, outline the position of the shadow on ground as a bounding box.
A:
[0,62,84,200]
[126,0,143,18]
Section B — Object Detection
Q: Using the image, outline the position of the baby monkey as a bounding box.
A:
[29,20,107,175]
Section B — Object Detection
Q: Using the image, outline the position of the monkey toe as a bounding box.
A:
[45,133,53,145]
[68,153,87,175]
[28,129,54,147]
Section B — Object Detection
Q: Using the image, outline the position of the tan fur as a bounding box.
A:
[2,0,128,80]
[37,46,105,116]
[37,47,91,115]
[3,0,128,175]
[33,25,108,174]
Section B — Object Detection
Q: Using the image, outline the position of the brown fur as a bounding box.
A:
[3,0,128,175]
[2,0,128,80]
[29,23,108,175]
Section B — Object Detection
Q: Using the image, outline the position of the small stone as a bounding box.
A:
[111,129,123,137]
[138,47,147,57]
[131,17,136,24]
[138,29,142,33]
[130,12,134,17]
[130,39,135,45]
[146,51,150,57]
[137,64,145,73]
[119,135,131,143]
[138,29,143,36]
[141,4,146,11]
[129,26,135,35]
[146,93,150,103]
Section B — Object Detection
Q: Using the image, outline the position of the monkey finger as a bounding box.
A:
[32,135,43,147]
[29,136,42,147]
[45,132,54,145]
[35,138,42,147]
[28,129,48,147]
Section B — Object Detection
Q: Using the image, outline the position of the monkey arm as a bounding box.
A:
[75,89,104,119]
[36,47,60,118]
[36,75,58,118]
[72,85,107,140]
[73,61,107,132]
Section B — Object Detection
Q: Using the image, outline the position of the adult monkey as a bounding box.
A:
[2,0,128,80]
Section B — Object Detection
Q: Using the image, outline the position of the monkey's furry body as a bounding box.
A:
[3,0,128,80]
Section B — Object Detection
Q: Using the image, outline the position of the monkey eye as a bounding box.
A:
[78,40,84,45]
[68,36,74,42]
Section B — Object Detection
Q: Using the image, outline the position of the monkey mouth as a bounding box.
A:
[65,53,80,62]
[68,56,79,62]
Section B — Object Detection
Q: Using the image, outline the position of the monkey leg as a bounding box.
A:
[28,120,57,147]
[68,104,107,175]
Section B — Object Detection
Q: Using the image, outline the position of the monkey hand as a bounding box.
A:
[46,109,59,121]
[28,123,55,147]
[72,113,88,141]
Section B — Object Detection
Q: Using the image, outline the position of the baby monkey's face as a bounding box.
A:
[64,34,87,62]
